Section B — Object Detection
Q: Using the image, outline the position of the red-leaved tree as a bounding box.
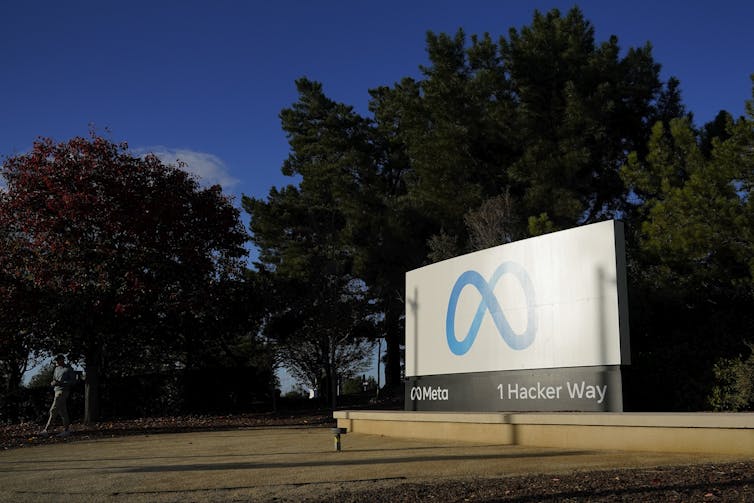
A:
[0,134,248,423]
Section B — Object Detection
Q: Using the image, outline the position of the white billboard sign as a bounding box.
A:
[405,220,630,377]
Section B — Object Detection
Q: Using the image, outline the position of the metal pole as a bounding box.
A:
[331,427,346,451]
[376,338,381,398]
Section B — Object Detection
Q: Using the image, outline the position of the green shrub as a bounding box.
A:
[709,343,754,411]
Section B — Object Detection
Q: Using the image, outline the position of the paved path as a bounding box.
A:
[0,426,746,502]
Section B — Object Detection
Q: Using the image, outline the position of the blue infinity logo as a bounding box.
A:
[446,262,537,355]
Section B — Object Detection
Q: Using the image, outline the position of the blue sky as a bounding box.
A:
[4,1,754,389]
[3,1,753,205]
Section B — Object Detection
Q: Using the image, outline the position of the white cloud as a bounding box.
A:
[137,147,240,190]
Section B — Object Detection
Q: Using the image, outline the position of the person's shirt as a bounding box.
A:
[53,365,75,393]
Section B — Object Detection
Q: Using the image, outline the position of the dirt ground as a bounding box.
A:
[1,413,752,502]
[331,462,754,502]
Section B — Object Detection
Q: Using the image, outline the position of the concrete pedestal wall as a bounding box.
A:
[333,411,754,456]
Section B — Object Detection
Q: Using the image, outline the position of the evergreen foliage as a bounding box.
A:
[3,7,753,415]
[621,78,754,409]
[247,7,717,404]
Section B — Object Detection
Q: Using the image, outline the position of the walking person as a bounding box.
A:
[41,354,75,437]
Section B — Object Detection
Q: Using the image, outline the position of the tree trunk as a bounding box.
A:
[270,364,278,412]
[4,365,21,394]
[384,332,401,391]
[3,362,22,423]
[326,346,337,409]
[330,370,338,410]
[383,301,403,394]
[84,345,101,424]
